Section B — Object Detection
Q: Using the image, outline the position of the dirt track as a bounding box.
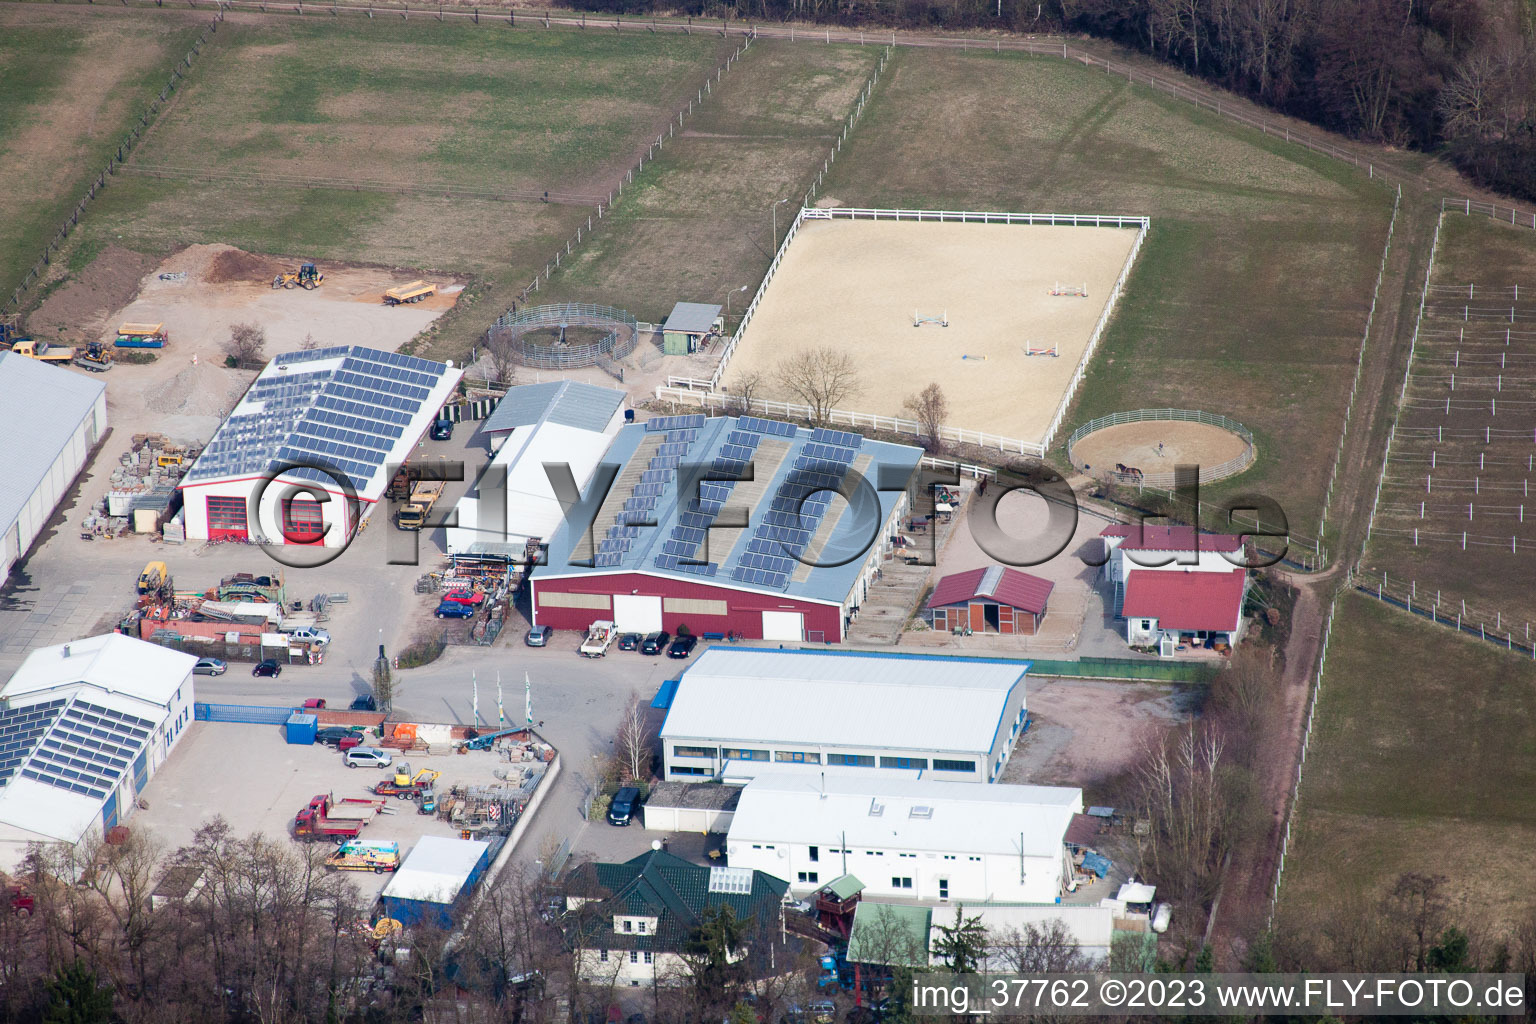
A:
[1071,420,1251,480]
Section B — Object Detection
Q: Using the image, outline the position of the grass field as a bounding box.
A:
[1362,213,1536,626]
[65,18,729,348]
[1278,591,1536,940]
[0,6,206,302]
[527,40,880,331]
[818,48,1394,537]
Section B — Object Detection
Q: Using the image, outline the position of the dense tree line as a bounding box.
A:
[563,0,1536,204]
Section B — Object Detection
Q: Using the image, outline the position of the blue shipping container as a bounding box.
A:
[380,837,491,929]
[285,713,318,745]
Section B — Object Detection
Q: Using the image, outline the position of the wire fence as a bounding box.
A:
[4,8,225,313]
[707,48,893,392]
[487,302,638,369]
[1352,569,1536,658]
[1268,590,1338,924]
[1065,408,1255,488]
[119,163,605,205]
[1319,188,1400,542]
[1442,197,1536,232]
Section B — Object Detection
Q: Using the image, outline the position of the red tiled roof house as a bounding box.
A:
[926,566,1054,636]
[1121,567,1249,650]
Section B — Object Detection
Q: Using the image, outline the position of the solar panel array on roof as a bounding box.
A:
[644,414,706,433]
[731,455,849,590]
[597,425,702,568]
[184,346,453,493]
[810,427,864,449]
[737,416,796,438]
[0,698,66,787]
[20,700,153,800]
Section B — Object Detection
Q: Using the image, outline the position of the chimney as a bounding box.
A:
[62,645,70,659]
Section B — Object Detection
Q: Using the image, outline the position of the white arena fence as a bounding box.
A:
[1065,408,1257,489]
[654,386,1049,457]
[701,206,1149,456]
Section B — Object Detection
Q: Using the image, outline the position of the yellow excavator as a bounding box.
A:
[272,263,324,290]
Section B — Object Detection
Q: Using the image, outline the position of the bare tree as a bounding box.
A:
[614,691,654,783]
[298,332,319,351]
[902,382,949,451]
[775,347,862,425]
[484,329,519,389]
[223,323,266,369]
[1132,726,1232,907]
[988,918,1097,972]
[731,368,765,417]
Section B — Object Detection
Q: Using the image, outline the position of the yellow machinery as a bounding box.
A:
[272,264,324,290]
[391,763,441,789]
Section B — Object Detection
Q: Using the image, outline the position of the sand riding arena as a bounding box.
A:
[670,209,1148,457]
[1067,409,1256,489]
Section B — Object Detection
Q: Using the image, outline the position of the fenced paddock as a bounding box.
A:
[1066,409,1255,489]
[1364,244,1536,622]
[487,302,638,370]
[702,207,1146,457]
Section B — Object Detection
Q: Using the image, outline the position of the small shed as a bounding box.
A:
[151,864,206,910]
[380,836,491,929]
[285,712,318,745]
[661,302,723,355]
[641,781,742,833]
[926,565,1054,635]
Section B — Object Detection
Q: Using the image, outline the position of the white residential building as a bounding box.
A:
[659,649,1031,784]
[725,773,1082,904]
[0,634,196,866]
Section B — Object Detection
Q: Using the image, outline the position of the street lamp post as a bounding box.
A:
[772,198,791,252]
[726,284,748,318]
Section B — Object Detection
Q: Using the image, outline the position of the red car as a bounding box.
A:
[440,589,485,606]
[303,698,326,710]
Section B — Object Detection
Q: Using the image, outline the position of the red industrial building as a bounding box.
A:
[530,415,923,644]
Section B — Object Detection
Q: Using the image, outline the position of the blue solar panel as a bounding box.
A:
[0,698,67,787]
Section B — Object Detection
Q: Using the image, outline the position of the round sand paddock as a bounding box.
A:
[1070,418,1253,486]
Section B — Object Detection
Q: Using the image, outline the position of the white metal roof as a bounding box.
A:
[662,302,722,335]
[661,649,1027,755]
[4,633,195,707]
[447,418,619,556]
[951,905,1114,961]
[382,836,489,904]
[480,380,626,435]
[0,778,102,844]
[727,772,1081,858]
[0,353,105,546]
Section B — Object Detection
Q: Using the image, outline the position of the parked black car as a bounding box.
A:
[617,632,642,651]
[639,631,670,655]
[316,726,360,747]
[252,659,282,677]
[349,694,378,712]
[429,419,454,440]
[608,786,640,826]
[666,635,698,659]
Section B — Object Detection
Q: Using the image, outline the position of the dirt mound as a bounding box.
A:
[145,361,253,418]
[206,249,282,285]
[27,245,159,338]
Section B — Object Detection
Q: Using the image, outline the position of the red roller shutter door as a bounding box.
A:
[206,495,248,542]
[282,498,325,545]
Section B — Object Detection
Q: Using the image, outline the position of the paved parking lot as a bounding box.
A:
[134,720,543,900]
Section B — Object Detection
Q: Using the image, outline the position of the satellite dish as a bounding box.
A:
[651,840,662,851]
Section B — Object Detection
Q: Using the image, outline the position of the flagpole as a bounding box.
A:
[497,671,505,730]
[472,670,479,728]
[525,671,533,730]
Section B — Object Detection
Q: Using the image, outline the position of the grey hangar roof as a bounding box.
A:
[534,415,923,605]
[0,353,105,544]
[481,380,626,436]
[662,302,723,335]
[182,345,457,496]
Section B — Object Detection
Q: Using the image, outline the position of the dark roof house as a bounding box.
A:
[564,849,788,954]
[926,565,1054,635]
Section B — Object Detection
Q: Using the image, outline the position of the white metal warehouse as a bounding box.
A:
[0,353,108,583]
[445,380,627,558]
[658,649,1030,784]
[178,346,462,546]
[726,772,1082,904]
[0,634,196,867]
